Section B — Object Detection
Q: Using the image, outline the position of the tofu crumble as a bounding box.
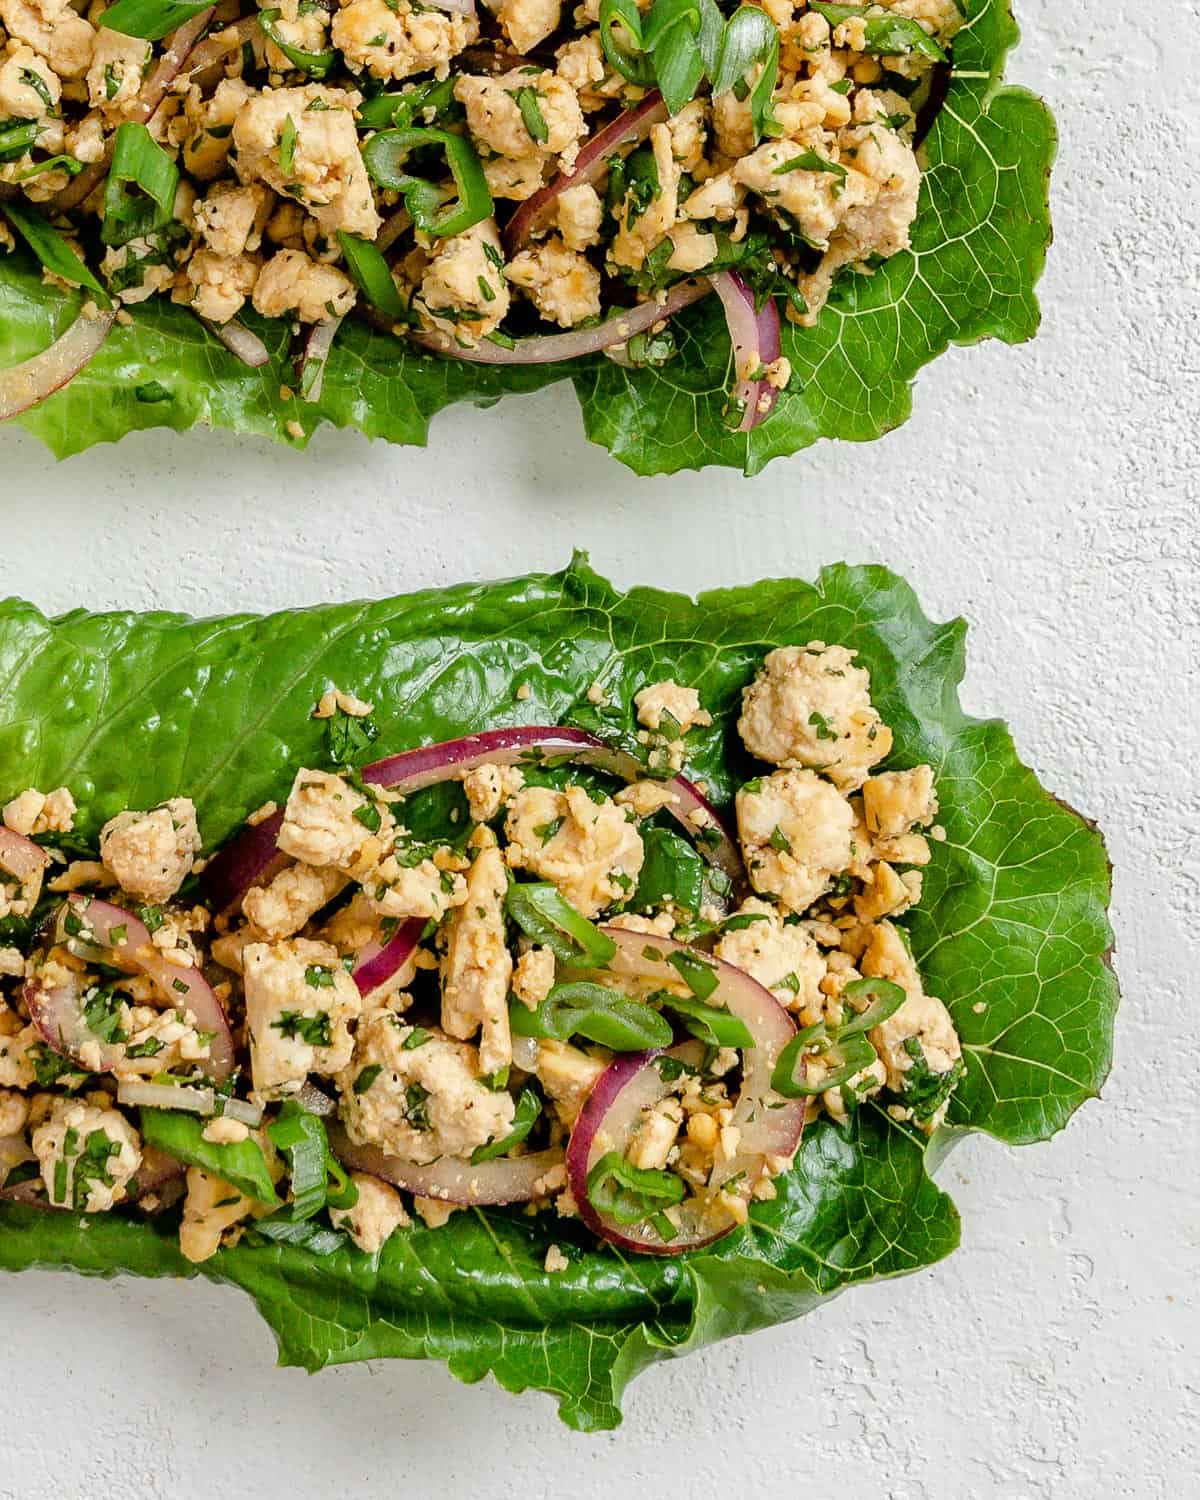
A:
[0,651,962,1262]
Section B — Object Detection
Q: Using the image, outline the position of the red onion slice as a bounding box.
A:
[566,1042,724,1254]
[0,826,48,882]
[203,316,271,368]
[331,1127,564,1205]
[503,92,667,255]
[410,279,711,365]
[294,314,344,403]
[351,916,424,998]
[363,724,743,896]
[0,310,116,422]
[566,930,805,1253]
[710,271,782,432]
[26,966,126,1073]
[53,895,235,1080]
[201,808,287,917]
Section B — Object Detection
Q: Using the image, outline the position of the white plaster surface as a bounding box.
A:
[0,1,1197,1494]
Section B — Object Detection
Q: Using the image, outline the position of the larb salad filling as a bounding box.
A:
[0,0,962,431]
[0,645,961,1264]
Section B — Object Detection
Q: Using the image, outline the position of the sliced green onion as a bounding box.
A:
[16,155,84,181]
[355,76,458,132]
[587,1151,684,1226]
[258,7,336,78]
[360,127,492,239]
[598,0,657,87]
[509,86,549,146]
[2,200,111,308]
[102,122,179,248]
[772,149,847,180]
[470,1088,541,1164]
[666,949,718,1001]
[771,1024,877,1099]
[0,119,41,164]
[506,882,617,967]
[99,0,214,42]
[656,992,754,1049]
[810,3,947,61]
[336,230,408,321]
[278,113,298,178]
[267,1100,357,1220]
[509,981,673,1051]
[835,976,907,1037]
[712,5,780,142]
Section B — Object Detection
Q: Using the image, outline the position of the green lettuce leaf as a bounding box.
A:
[0,557,1116,1427]
[0,0,1055,475]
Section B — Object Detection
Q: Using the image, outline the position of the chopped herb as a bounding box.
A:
[809,710,838,741]
[305,964,335,989]
[401,1026,433,1050]
[353,1063,383,1094]
[404,1081,432,1130]
[768,824,792,854]
[271,1010,333,1047]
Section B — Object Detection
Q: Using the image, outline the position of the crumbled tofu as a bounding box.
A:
[233,84,381,239]
[506,235,601,328]
[417,218,511,343]
[337,1016,515,1164]
[862,765,938,838]
[3,785,75,837]
[252,248,357,324]
[0,1087,29,1136]
[627,1097,683,1171]
[32,1099,141,1213]
[543,1242,569,1273]
[610,123,679,272]
[534,1038,606,1128]
[614,781,679,820]
[460,762,525,824]
[277,768,388,874]
[241,862,348,939]
[99,798,201,904]
[0,1024,37,1088]
[555,183,604,251]
[0,0,94,81]
[181,248,261,325]
[736,769,854,913]
[440,841,513,1074]
[313,687,374,719]
[330,1170,410,1252]
[500,0,561,52]
[714,898,827,1021]
[738,643,892,792]
[0,41,60,121]
[332,0,478,84]
[504,784,644,917]
[193,182,271,260]
[179,1166,256,1263]
[512,945,555,1007]
[201,1116,250,1145]
[634,680,712,735]
[243,938,362,1097]
[455,69,585,162]
[367,852,467,922]
[86,28,149,114]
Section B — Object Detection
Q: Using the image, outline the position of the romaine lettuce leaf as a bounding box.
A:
[0,0,1055,475]
[0,557,1116,1427]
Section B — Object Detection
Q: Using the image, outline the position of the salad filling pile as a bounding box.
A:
[0,642,961,1264]
[0,0,962,430]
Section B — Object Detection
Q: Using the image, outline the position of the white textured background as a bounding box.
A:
[2,1,1197,1494]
